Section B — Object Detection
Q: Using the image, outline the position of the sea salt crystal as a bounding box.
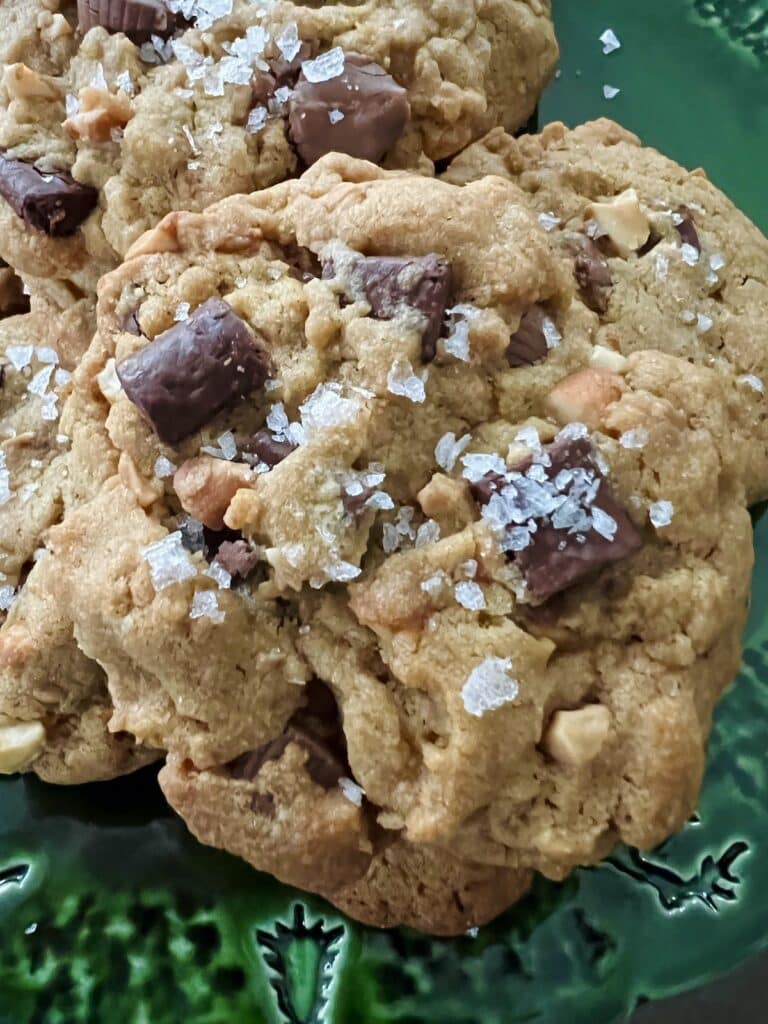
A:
[461,452,507,483]
[460,559,478,579]
[542,317,562,349]
[65,94,79,118]
[709,253,726,272]
[387,359,427,403]
[276,22,302,62]
[247,106,268,133]
[434,432,471,472]
[591,506,617,540]
[300,383,359,436]
[455,580,486,611]
[301,47,345,84]
[0,585,16,611]
[40,393,59,421]
[6,346,33,370]
[599,28,621,54]
[680,243,700,266]
[328,109,345,124]
[421,571,448,597]
[466,927,480,938]
[365,490,394,511]
[461,657,519,717]
[142,532,197,591]
[205,562,232,589]
[154,456,177,479]
[556,422,589,442]
[382,523,400,553]
[217,431,238,460]
[54,368,71,387]
[655,253,669,281]
[115,71,134,96]
[538,211,561,231]
[0,452,13,506]
[28,365,54,397]
[619,428,649,449]
[190,590,225,623]
[603,84,620,100]
[697,313,713,333]
[339,776,365,806]
[680,309,697,325]
[174,301,191,321]
[326,560,362,582]
[502,526,533,552]
[649,500,674,528]
[91,63,108,90]
[415,519,440,548]
[738,374,765,393]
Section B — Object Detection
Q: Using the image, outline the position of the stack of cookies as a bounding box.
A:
[0,0,766,935]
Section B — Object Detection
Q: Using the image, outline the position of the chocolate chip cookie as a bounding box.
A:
[22,156,751,932]
[443,118,768,503]
[0,0,558,297]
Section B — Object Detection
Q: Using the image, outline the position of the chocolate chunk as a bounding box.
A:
[77,0,176,42]
[178,516,205,553]
[474,437,641,601]
[288,52,410,166]
[116,298,271,444]
[506,306,550,368]
[636,230,662,257]
[341,484,375,518]
[324,252,451,362]
[0,153,97,237]
[241,428,296,468]
[214,540,260,581]
[228,725,345,790]
[469,471,506,506]
[574,238,613,314]
[0,365,6,389]
[675,207,701,253]
[251,70,277,106]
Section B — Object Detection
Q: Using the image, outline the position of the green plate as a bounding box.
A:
[2,2,767,1021]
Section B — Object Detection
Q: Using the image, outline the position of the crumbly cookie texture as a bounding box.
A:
[443,118,768,503]
[0,297,156,782]
[0,0,557,296]
[32,156,751,932]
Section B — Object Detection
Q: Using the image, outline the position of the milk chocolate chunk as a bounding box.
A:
[506,307,550,367]
[0,154,97,237]
[288,52,409,166]
[214,540,260,581]
[574,238,613,314]
[117,298,271,444]
[77,0,176,42]
[474,437,641,601]
[228,726,345,790]
[675,207,701,253]
[324,253,451,362]
[241,428,296,468]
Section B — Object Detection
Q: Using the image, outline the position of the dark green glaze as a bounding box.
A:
[2,2,768,1021]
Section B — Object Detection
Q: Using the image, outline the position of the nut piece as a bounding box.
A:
[125,214,179,258]
[543,705,611,766]
[586,189,651,255]
[2,63,61,101]
[40,12,73,41]
[63,86,133,143]
[417,474,475,534]
[173,456,255,530]
[118,452,163,508]
[0,717,45,773]
[97,358,123,403]
[589,344,628,373]
[544,368,625,430]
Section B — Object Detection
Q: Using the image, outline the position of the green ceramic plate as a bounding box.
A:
[2,2,767,1022]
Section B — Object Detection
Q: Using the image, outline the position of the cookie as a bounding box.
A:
[0,297,157,782]
[443,118,768,503]
[22,156,751,932]
[0,0,558,297]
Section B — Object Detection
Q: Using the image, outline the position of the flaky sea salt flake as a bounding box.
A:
[738,374,765,394]
[462,657,519,717]
[591,506,617,540]
[205,562,232,589]
[680,243,700,266]
[276,22,302,62]
[142,531,198,591]
[435,431,471,472]
[328,109,345,124]
[415,519,440,548]
[154,456,177,479]
[190,590,225,623]
[649,500,674,528]
[6,346,33,370]
[599,28,621,54]
[339,776,365,806]
[603,84,620,100]
[247,106,268,133]
[455,580,486,611]
[619,427,649,449]
[538,211,561,231]
[301,47,345,84]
